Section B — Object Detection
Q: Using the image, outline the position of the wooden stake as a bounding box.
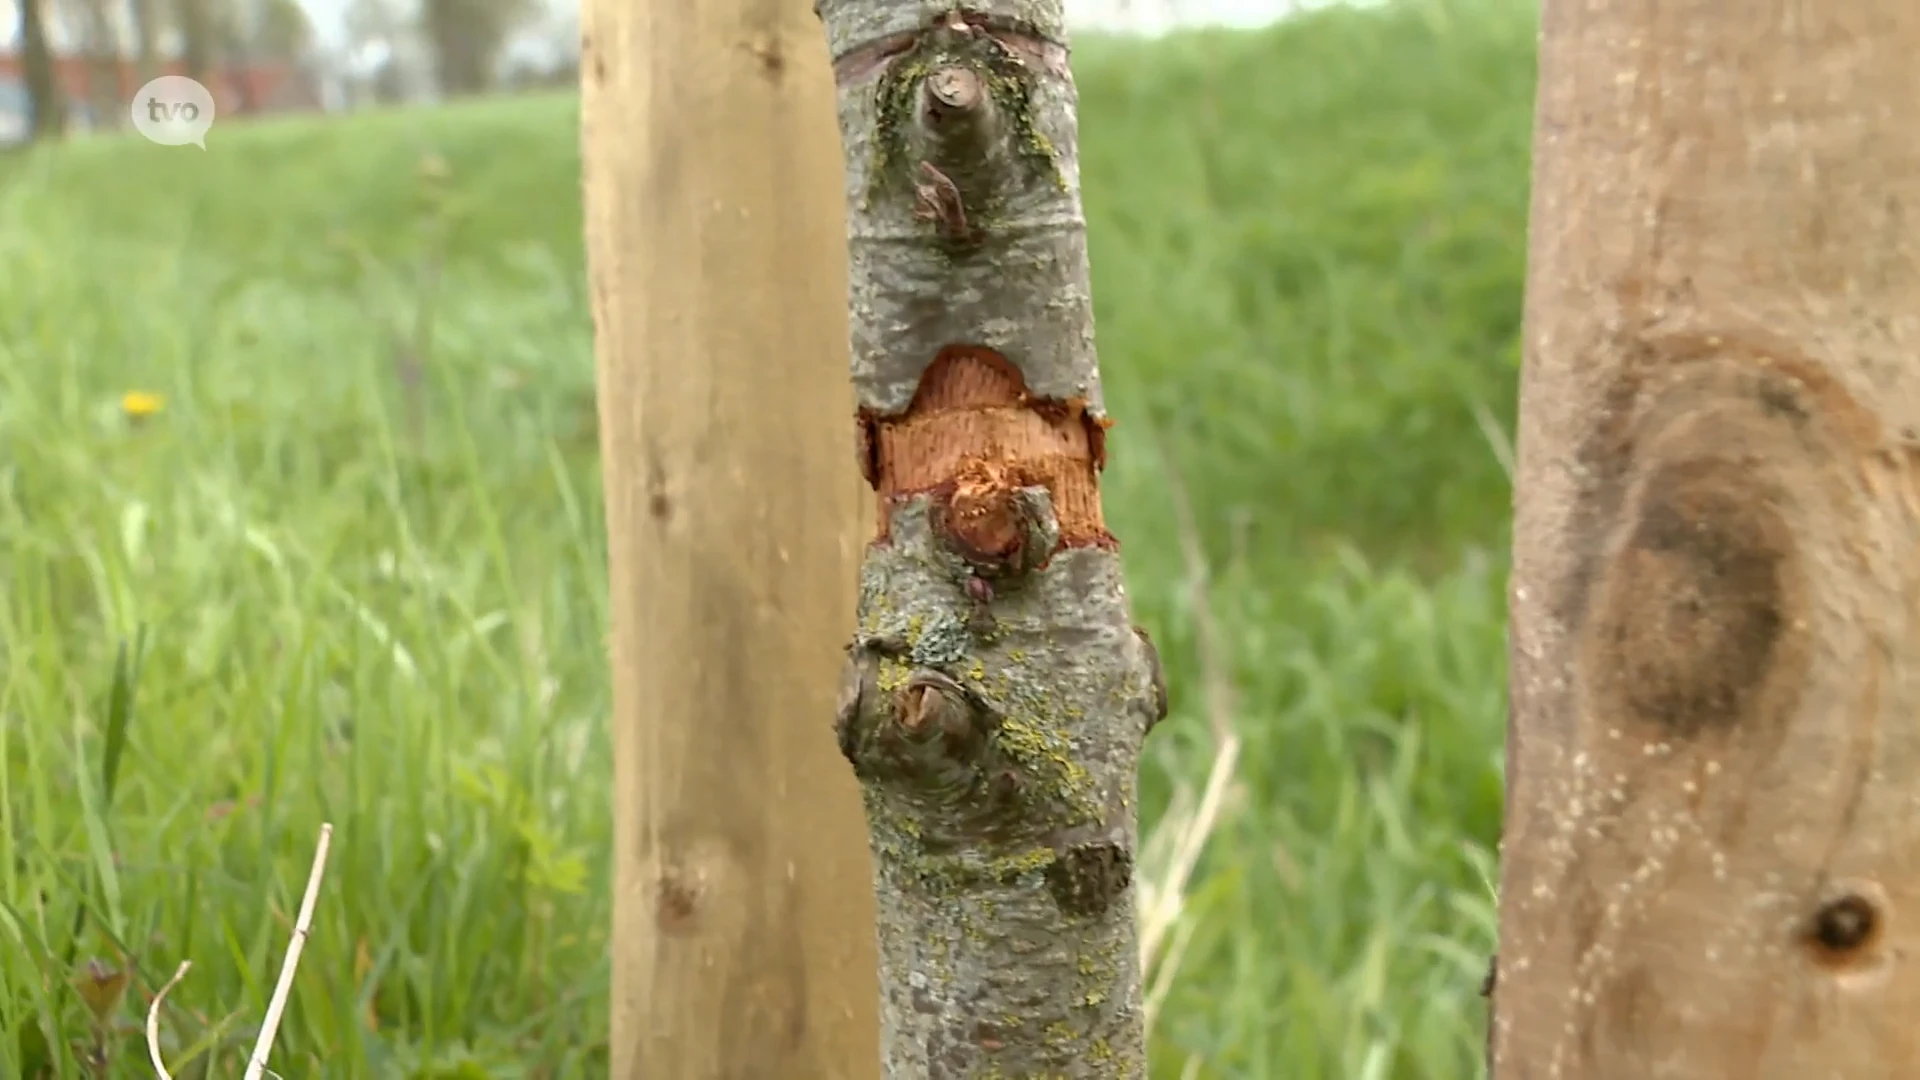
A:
[1495,1,1920,1075]
[581,0,880,1075]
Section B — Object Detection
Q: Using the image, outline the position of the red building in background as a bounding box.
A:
[0,51,319,137]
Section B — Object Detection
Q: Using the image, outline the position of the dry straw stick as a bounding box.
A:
[144,960,194,1078]
[1136,437,1244,1035]
[146,823,334,1080]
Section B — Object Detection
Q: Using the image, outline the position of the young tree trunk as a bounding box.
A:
[82,0,122,128]
[1493,1,1920,1075]
[127,0,159,86]
[421,0,488,98]
[226,36,256,114]
[816,3,1162,1075]
[177,0,214,85]
[581,0,881,1077]
[18,0,63,138]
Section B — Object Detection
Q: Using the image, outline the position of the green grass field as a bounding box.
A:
[0,0,1535,1075]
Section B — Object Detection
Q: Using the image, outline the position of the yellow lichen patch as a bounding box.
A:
[876,656,913,694]
[990,846,1056,878]
[994,712,1096,816]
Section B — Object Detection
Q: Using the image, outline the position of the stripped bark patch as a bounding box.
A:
[873,345,1106,547]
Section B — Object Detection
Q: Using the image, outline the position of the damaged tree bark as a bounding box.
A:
[817,3,1163,1075]
[1494,1,1920,1076]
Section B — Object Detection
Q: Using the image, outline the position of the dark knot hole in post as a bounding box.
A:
[1804,889,1884,968]
[1581,448,1810,744]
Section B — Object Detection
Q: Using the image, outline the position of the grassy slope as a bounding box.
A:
[0,1,1535,1076]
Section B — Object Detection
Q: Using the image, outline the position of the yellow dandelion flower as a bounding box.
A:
[121,391,166,420]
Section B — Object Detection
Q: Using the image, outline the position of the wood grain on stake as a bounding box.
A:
[581,0,879,1075]
[1495,0,1920,1076]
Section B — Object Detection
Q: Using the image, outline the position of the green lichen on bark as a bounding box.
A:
[825,0,1102,417]
[864,19,1067,214]
[834,501,1157,1077]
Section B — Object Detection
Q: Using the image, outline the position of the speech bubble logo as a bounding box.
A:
[130,76,215,149]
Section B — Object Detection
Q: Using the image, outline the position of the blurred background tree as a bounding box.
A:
[14,0,61,137]
[420,0,534,97]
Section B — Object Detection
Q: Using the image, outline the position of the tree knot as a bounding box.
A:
[934,459,1060,576]
[1044,840,1133,918]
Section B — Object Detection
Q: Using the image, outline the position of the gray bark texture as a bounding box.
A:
[816,2,1163,1075]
